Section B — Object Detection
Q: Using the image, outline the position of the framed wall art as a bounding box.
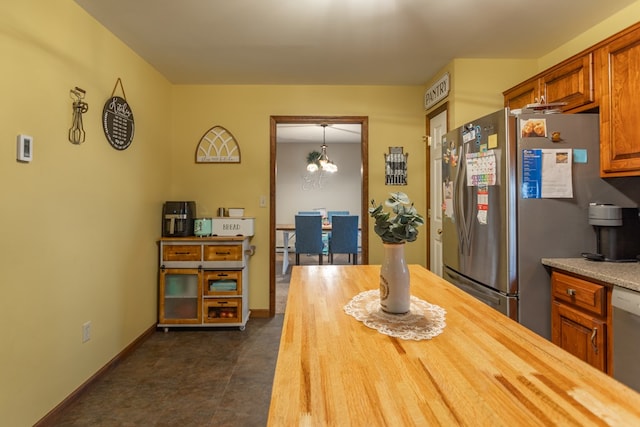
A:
[385,147,408,185]
[195,125,241,163]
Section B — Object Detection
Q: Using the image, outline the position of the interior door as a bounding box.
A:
[429,110,447,277]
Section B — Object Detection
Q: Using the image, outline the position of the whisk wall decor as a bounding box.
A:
[69,87,88,144]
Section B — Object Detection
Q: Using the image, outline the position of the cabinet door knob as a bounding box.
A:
[591,328,598,354]
[566,288,576,296]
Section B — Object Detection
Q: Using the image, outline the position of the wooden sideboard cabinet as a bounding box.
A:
[504,53,595,112]
[597,23,640,177]
[158,237,251,331]
[551,270,612,374]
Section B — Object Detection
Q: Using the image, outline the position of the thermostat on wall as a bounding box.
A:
[17,134,33,162]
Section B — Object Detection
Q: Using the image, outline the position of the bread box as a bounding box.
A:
[211,217,255,236]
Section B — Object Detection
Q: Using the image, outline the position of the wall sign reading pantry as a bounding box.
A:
[102,78,135,150]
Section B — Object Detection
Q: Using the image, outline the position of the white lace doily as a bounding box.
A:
[343,290,446,341]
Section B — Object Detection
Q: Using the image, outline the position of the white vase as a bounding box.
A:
[379,243,410,314]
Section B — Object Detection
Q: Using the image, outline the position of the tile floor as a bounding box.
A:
[49,252,358,426]
[50,317,284,427]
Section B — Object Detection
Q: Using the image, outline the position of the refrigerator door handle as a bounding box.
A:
[455,142,471,255]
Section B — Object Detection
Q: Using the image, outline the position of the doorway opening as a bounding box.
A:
[269,116,369,316]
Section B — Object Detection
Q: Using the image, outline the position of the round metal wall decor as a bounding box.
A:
[102,95,135,150]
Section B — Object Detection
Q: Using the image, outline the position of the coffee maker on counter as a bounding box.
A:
[162,201,196,237]
[583,204,640,262]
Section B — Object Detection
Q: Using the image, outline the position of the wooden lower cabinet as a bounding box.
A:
[551,271,611,374]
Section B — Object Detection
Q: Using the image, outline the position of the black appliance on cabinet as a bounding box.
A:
[587,204,640,261]
[162,201,196,237]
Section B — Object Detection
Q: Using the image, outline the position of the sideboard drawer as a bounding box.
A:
[162,245,202,262]
[203,270,242,296]
[203,244,243,262]
[203,299,241,323]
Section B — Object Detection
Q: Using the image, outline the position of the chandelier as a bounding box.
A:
[307,124,338,173]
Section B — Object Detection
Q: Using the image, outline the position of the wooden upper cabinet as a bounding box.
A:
[504,22,640,177]
[504,53,594,112]
[541,53,594,110]
[598,25,640,177]
[504,79,539,111]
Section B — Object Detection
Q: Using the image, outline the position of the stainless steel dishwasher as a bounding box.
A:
[612,286,640,393]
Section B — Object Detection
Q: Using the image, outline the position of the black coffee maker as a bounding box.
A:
[162,201,196,237]
[584,204,640,262]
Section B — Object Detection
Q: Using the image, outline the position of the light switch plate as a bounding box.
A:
[17,134,33,162]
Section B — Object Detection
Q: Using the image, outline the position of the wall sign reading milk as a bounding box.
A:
[424,73,450,110]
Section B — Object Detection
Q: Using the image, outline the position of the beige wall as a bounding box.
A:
[539,2,640,70]
[276,142,363,226]
[431,59,538,129]
[170,85,428,310]
[0,1,172,425]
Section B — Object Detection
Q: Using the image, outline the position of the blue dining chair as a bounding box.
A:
[297,211,322,215]
[294,215,324,265]
[327,210,349,224]
[328,215,359,264]
[325,211,348,254]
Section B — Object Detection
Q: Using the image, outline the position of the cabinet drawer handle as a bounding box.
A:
[591,328,598,354]
[174,251,191,255]
[566,288,576,296]
[216,251,232,255]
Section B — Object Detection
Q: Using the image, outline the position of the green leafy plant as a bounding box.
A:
[369,192,425,244]
[306,150,321,168]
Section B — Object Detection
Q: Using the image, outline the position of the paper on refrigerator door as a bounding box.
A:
[477,185,489,225]
[521,149,573,198]
[465,150,497,187]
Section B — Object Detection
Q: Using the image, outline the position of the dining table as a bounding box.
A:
[267,264,640,426]
[276,223,326,275]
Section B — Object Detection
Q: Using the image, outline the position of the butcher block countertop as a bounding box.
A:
[268,264,640,426]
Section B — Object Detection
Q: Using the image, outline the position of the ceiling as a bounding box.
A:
[73,0,636,86]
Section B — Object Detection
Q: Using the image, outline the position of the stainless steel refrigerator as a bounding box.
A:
[441,109,639,339]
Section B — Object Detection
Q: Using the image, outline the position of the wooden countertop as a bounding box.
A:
[158,236,248,242]
[268,264,640,426]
